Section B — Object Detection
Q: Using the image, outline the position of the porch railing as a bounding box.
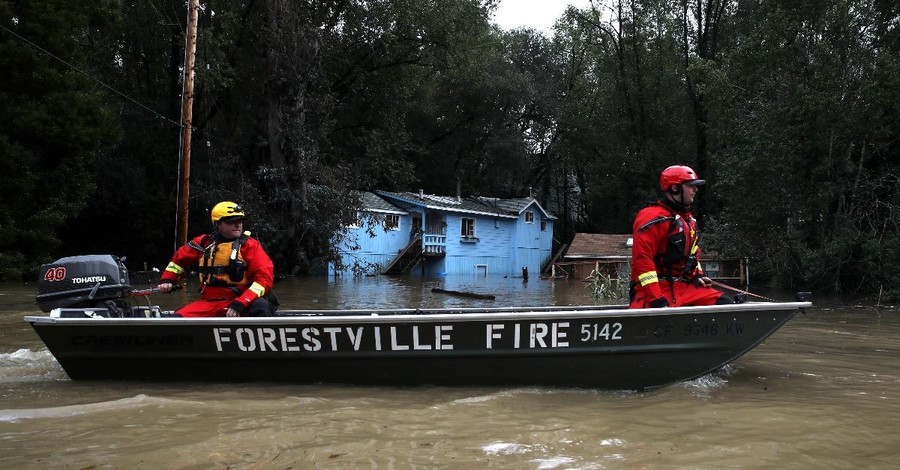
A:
[423,234,446,255]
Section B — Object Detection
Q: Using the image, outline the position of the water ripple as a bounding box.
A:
[0,394,204,423]
[0,349,67,383]
[483,441,533,455]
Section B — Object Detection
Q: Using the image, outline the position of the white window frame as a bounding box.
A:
[383,214,400,231]
[348,211,361,229]
[461,217,477,239]
[525,211,535,224]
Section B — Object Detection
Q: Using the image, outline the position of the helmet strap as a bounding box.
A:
[669,185,684,206]
[665,186,690,210]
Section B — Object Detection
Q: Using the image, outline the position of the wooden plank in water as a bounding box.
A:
[431,288,495,300]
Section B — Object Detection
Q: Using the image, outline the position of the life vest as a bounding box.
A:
[638,210,700,280]
[191,233,249,288]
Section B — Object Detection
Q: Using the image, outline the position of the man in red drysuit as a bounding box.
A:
[629,166,732,309]
[157,201,277,317]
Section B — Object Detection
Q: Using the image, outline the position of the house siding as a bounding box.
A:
[329,192,556,277]
[329,213,411,275]
[514,208,553,275]
[441,214,515,276]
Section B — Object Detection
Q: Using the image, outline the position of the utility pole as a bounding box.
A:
[177,0,200,247]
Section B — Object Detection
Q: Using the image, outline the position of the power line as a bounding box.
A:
[148,0,182,28]
[0,23,183,128]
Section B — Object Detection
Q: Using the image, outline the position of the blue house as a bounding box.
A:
[329,190,557,277]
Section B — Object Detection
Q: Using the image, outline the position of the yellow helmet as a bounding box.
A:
[210,201,246,224]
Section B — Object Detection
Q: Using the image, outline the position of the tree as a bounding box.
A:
[708,0,900,298]
[679,0,730,228]
[4,0,898,302]
[554,1,696,235]
[0,0,121,279]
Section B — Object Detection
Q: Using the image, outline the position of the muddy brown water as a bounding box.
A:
[1,277,897,468]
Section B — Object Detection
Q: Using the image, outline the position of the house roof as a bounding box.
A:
[475,197,558,221]
[566,232,731,261]
[375,190,557,220]
[358,191,407,215]
[565,233,633,259]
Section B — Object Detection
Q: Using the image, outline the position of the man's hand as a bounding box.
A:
[157,282,175,293]
[225,307,241,317]
[693,276,713,288]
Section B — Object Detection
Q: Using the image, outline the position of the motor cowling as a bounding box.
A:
[36,255,131,312]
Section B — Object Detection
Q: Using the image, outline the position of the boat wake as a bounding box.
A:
[0,349,67,383]
[451,387,550,404]
[680,363,741,391]
[482,442,583,469]
[0,393,200,423]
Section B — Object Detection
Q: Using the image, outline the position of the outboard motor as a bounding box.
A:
[37,254,131,313]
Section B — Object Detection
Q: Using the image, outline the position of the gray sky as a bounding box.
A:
[493,0,593,34]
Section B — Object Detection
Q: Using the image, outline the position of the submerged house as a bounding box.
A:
[329,190,557,277]
[555,233,749,288]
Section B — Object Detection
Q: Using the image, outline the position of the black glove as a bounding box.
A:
[649,297,670,308]
[228,300,248,315]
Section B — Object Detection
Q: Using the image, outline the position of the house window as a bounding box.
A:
[540,220,547,231]
[383,214,400,231]
[348,211,361,228]
[461,217,476,239]
[525,211,534,224]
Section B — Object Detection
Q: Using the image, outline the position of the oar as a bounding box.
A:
[709,280,779,302]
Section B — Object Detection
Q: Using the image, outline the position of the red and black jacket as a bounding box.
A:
[630,200,704,302]
[160,232,274,313]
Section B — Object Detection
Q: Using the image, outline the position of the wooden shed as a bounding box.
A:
[554,233,749,289]
[552,233,632,282]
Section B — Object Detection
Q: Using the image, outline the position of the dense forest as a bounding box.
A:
[1,0,898,300]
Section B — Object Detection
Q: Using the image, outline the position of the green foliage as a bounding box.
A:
[2,0,899,302]
[554,1,696,235]
[705,0,900,294]
[587,269,629,305]
[0,0,121,279]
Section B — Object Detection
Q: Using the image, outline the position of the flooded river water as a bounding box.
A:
[1,276,898,468]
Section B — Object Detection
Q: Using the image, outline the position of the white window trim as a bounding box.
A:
[383,214,401,231]
[461,217,477,239]
[348,211,361,229]
[525,211,535,224]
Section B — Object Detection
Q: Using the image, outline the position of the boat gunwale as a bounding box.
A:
[25,301,811,326]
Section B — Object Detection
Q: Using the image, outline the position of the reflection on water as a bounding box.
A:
[95,275,601,313]
[1,278,899,468]
[280,275,598,310]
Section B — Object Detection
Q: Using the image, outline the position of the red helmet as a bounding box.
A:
[660,165,705,191]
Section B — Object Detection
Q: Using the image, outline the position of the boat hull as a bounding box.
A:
[25,302,808,390]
